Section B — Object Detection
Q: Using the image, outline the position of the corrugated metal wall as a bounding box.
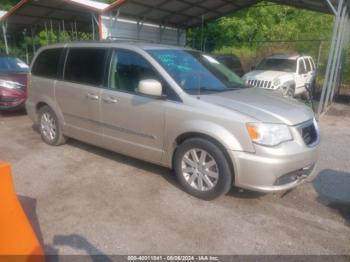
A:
[101,15,186,46]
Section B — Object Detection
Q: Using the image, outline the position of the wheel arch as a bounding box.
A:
[34,98,65,128]
[172,132,235,184]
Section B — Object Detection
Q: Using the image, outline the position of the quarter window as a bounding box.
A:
[32,48,62,78]
[108,50,159,93]
[305,58,312,72]
[64,48,106,86]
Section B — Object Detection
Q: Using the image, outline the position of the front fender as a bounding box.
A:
[163,120,253,167]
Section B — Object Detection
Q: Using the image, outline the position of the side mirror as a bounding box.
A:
[137,79,163,98]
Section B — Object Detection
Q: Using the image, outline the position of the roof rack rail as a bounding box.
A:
[106,36,158,44]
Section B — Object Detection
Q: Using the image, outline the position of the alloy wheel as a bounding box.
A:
[181,149,219,191]
[40,112,57,142]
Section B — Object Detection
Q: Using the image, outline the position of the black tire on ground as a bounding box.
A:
[174,138,233,200]
[302,90,311,101]
[286,86,295,98]
[38,105,66,146]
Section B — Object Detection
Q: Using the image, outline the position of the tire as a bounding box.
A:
[286,86,295,98]
[174,138,233,200]
[38,105,66,146]
[302,90,311,101]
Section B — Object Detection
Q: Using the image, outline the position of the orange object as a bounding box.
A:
[0,162,45,262]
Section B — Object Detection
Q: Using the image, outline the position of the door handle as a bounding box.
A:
[87,93,99,100]
[102,97,118,104]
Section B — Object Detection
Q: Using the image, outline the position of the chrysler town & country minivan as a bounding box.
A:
[26,42,319,200]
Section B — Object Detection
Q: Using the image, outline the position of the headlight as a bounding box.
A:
[0,80,24,90]
[273,78,281,86]
[246,123,292,146]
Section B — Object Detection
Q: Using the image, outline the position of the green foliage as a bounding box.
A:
[188,2,334,51]
[0,0,18,11]
[187,2,350,86]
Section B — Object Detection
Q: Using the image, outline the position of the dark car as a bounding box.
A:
[214,54,244,77]
[0,55,29,111]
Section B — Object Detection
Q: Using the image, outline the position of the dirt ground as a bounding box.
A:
[0,104,349,256]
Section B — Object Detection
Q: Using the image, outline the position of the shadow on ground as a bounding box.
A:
[19,196,112,260]
[69,139,264,200]
[313,169,350,225]
[52,234,112,261]
[0,110,26,118]
[68,139,180,191]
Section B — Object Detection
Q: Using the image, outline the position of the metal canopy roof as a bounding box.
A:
[0,0,109,32]
[1,0,349,32]
[106,0,348,29]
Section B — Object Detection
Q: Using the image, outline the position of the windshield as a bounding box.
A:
[256,58,296,73]
[0,56,29,73]
[147,49,246,94]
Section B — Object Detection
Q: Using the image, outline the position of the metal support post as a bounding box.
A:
[317,0,344,117]
[30,26,36,55]
[137,19,144,40]
[1,22,9,55]
[22,29,29,64]
[330,16,350,101]
[325,6,347,108]
[91,13,95,40]
[177,29,184,46]
[44,22,49,44]
[159,25,165,43]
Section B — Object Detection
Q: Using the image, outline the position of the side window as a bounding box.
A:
[298,59,307,74]
[64,48,106,86]
[310,58,316,70]
[109,50,159,93]
[305,58,312,72]
[32,48,62,78]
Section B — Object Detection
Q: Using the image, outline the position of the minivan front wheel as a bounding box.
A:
[174,138,233,200]
[38,105,66,146]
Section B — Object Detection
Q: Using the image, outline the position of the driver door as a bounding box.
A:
[100,49,166,164]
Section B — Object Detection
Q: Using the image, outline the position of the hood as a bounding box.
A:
[244,70,292,80]
[199,88,313,126]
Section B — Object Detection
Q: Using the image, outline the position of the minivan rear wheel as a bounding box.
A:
[38,105,66,146]
[174,138,233,200]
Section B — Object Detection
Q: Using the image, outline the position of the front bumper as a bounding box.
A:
[229,120,319,192]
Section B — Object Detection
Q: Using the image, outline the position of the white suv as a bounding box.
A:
[243,55,316,97]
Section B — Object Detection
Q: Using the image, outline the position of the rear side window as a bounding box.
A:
[32,48,62,78]
[298,59,307,74]
[64,48,106,86]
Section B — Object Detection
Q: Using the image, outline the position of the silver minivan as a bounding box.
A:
[26,42,320,200]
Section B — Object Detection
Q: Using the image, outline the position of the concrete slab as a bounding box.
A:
[0,106,349,255]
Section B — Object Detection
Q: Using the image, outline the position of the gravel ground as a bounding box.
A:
[0,104,349,256]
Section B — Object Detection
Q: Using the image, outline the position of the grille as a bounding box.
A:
[301,123,318,146]
[248,79,272,89]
